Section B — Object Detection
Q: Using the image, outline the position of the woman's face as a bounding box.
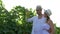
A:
[44,12,48,17]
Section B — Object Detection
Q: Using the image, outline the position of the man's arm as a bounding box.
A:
[26,17,34,22]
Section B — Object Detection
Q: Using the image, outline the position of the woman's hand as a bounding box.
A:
[48,28,51,33]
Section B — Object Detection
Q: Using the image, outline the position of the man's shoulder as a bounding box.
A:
[31,16,37,19]
[33,16,37,18]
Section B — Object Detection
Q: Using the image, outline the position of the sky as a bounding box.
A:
[2,0,60,27]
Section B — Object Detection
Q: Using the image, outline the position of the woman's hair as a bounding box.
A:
[47,16,50,21]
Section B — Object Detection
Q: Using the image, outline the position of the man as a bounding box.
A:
[26,5,46,34]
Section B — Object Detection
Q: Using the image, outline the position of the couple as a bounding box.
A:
[26,5,54,34]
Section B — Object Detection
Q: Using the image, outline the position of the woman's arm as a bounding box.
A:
[48,20,55,34]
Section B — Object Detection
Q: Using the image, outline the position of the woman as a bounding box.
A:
[44,9,55,34]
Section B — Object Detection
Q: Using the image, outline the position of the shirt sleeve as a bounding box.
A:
[27,16,34,22]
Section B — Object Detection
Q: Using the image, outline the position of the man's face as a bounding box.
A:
[36,9,42,15]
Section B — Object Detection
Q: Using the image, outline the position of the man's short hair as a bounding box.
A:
[36,5,42,11]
